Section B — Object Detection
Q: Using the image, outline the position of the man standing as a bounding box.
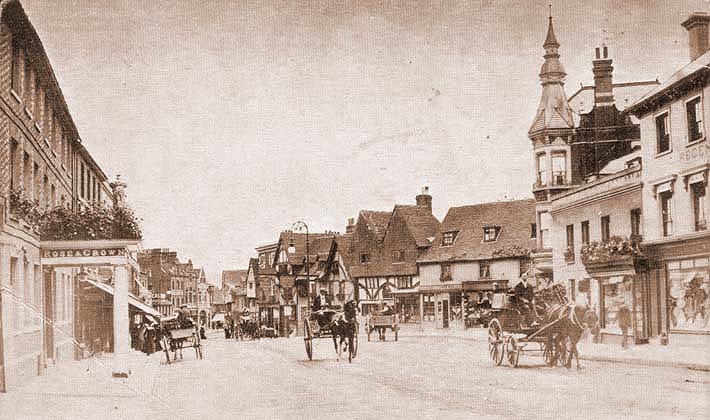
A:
[617,304,632,349]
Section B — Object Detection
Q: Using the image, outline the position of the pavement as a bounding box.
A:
[397,324,710,372]
[0,329,708,419]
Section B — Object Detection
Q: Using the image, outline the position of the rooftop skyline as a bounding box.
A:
[20,0,709,283]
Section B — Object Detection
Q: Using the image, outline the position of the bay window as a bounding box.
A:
[551,152,566,185]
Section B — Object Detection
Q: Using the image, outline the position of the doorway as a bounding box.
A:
[442,299,449,328]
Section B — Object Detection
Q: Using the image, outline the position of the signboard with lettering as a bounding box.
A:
[42,248,125,259]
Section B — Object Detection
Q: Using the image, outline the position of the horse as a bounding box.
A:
[330,300,358,362]
[542,303,599,369]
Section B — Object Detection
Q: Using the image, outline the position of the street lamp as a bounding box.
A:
[288,220,309,335]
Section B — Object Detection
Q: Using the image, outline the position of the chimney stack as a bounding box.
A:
[592,46,614,107]
[345,217,355,234]
[682,12,710,62]
[415,186,432,214]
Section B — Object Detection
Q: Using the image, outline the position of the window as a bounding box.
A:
[392,250,405,262]
[537,153,547,185]
[551,152,567,185]
[656,112,670,154]
[360,253,370,264]
[440,263,452,281]
[540,211,552,249]
[34,78,43,123]
[630,208,642,237]
[396,277,412,289]
[581,220,590,245]
[483,226,501,242]
[686,96,703,143]
[692,183,707,231]
[80,162,85,198]
[442,231,458,246]
[10,140,19,190]
[22,152,31,196]
[11,36,21,94]
[530,223,537,239]
[479,261,491,278]
[601,215,610,242]
[660,191,673,237]
[565,224,574,262]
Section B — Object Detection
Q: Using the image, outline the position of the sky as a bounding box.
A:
[20,0,710,284]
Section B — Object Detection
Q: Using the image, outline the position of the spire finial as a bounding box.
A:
[549,3,552,21]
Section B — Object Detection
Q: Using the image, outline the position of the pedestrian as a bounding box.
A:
[617,304,632,349]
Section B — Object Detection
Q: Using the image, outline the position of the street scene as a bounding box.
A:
[0,0,709,419]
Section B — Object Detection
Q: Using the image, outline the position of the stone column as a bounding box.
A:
[112,264,130,377]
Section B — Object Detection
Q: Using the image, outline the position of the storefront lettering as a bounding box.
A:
[42,248,125,258]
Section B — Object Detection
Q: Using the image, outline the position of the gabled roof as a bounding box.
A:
[222,269,248,287]
[360,210,392,242]
[419,199,536,263]
[390,205,440,248]
[276,231,333,266]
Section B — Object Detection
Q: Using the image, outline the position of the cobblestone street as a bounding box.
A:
[1,331,708,419]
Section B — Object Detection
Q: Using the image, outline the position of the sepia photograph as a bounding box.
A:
[0,0,708,419]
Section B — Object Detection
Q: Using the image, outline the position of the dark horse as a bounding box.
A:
[542,303,599,369]
[330,300,358,362]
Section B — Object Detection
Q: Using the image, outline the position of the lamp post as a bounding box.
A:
[288,220,308,335]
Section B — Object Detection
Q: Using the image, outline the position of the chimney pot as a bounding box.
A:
[603,46,608,58]
[595,47,600,59]
[682,12,710,62]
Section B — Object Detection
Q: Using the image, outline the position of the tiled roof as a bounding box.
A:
[419,198,536,263]
[277,231,333,265]
[392,205,440,247]
[568,81,659,124]
[222,269,248,287]
[360,210,392,242]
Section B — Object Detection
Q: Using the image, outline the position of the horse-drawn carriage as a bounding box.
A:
[365,314,399,341]
[158,316,203,364]
[235,312,260,340]
[303,301,359,362]
[487,284,596,369]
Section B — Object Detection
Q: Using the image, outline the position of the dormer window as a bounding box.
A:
[360,253,370,264]
[442,231,458,246]
[483,226,501,242]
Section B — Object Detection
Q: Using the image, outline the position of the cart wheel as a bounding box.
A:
[557,335,572,368]
[304,319,313,360]
[543,339,556,366]
[507,337,520,368]
[488,319,504,366]
[161,336,171,365]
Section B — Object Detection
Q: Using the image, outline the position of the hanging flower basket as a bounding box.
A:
[580,236,644,271]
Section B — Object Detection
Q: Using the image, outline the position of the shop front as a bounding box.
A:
[645,234,710,346]
[391,287,419,323]
[583,256,651,346]
[419,284,463,329]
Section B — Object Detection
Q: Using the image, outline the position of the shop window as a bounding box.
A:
[655,112,670,154]
[659,191,673,237]
[581,220,590,245]
[483,226,501,242]
[686,96,703,143]
[667,258,710,332]
[479,261,491,278]
[600,276,632,332]
[601,215,610,242]
[442,231,458,246]
[422,295,435,322]
[692,182,707,231]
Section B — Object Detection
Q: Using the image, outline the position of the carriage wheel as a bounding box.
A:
[304,319,314,360]
[557,335,572,369]
[507,337,520,368]
[543,339,556,366]
[488,319,504,366]
[161,336,171,365]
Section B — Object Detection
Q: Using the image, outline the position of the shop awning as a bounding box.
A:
[84,279,161,317]
[211,313,225,323]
